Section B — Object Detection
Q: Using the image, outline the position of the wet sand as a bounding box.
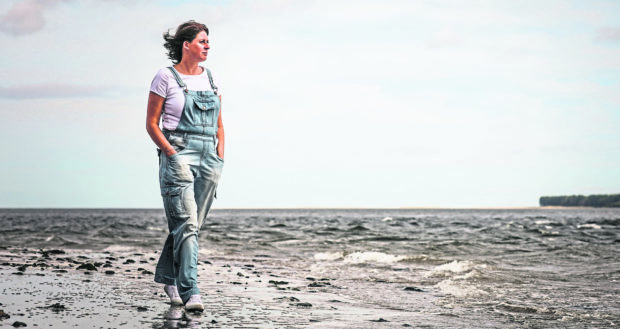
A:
[0,247,434,328]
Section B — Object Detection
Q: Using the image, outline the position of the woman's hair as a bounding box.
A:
[163,20,209,64]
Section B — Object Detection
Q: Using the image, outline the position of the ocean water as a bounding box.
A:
[1,208,618,328]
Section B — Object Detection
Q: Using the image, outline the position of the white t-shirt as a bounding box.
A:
[149,67,220,131]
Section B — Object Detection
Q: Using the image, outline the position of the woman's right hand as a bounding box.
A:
[146,91,177,155]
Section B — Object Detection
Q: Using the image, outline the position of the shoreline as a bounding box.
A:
[0,247,428,328]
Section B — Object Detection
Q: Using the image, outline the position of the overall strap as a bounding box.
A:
[167,66,188,93]
[205,68,219,95]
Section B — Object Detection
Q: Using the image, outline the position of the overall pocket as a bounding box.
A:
[161,186,184,218]
[191,97,215,127]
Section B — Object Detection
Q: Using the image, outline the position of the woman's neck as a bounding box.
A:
[174,60,203,75]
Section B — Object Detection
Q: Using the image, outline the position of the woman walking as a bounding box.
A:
[146,20,224,312]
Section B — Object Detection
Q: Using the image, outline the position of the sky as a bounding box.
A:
[0,0,618,208]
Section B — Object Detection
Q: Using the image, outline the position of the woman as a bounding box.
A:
[146,20,224,312]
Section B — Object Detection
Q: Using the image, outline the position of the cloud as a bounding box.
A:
[0,83,112,99]
[0,0,69,36]
[595,27,620,43]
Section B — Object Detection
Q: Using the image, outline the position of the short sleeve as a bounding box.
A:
[149,69,169,98]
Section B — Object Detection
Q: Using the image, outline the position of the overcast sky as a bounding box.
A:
[0,0,618,208]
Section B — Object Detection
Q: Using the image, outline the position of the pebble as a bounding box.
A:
[370,318,389,322]
[12,321,27,327]
[76,263,97,271]
[404,286,424,292]
[0,309,10,319]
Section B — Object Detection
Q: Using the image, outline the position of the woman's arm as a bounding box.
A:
[216,96,225,159]
[146,91,176,157]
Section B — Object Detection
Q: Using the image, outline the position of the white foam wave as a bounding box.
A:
[343,251,405,264]
[314,252,344,261]
[435,279,486,297]
[382,217,393,222]
[577,223,601,230]
[426,260,474,277]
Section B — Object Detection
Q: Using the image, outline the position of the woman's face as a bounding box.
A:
[185,30,210,62]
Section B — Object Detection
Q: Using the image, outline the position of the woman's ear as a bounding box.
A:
[183,41,189,49]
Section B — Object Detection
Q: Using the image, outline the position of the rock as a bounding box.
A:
[11,272,23,276]
[370,318,389,322]
[105,271,115,275]
[123,259,136,264]
[17,265,27,272]
[76,263,97,271]
[94,262,104,267]
[45,303,66,312]
[136,306,148,312]
[0,309,10,319]
[237,272,245,277]
[268,280,289,285]
[12,321,27,327]
[404,286,424,292]
[308,282,326,287]
[141,270,153,275]
[306,277,316,281]
[295,302,312,308]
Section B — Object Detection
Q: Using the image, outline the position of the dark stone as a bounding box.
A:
[404,286,424,292]
[12,321,27,327]
[136,306,148,312]
[231,281,242,285]
[103,264,112,268]
[402,324,412,327]
[288,297,300,302]
[243,264,254,268]
[17,265,27,272]
[77,256,88,259]
[370,318,389,322]
[306,277,316,281]
[105,271,115,275]
[107,257,117,261]
[211,319,217,324]
[12,272,23,276]
[45,303,66,312]
[76,263,97,271]
[237,272,245,277]
[295,302,312,308]
[53,270,68,273]
[308,282,326,287]
[0,309,10,319]
[123,259,136,264]
[141,270,153,275]
[268,280,289,285]
[94,262,103,267]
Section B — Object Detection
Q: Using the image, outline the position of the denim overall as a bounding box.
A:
[154,66,224,303]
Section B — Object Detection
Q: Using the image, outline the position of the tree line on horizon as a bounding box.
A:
[539,194,620,207]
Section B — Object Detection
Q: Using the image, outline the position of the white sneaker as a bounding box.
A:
[164,285,183,306]
[185,294,204,312]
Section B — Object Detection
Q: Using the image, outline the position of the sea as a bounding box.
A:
[0,207,618,328]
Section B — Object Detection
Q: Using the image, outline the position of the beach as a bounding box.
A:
[1,247,427,328]
[1,208,619,328]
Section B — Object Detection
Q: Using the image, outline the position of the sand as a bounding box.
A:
[0,247,431,328]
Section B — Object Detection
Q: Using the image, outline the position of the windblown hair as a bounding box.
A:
[163,20,209,64]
